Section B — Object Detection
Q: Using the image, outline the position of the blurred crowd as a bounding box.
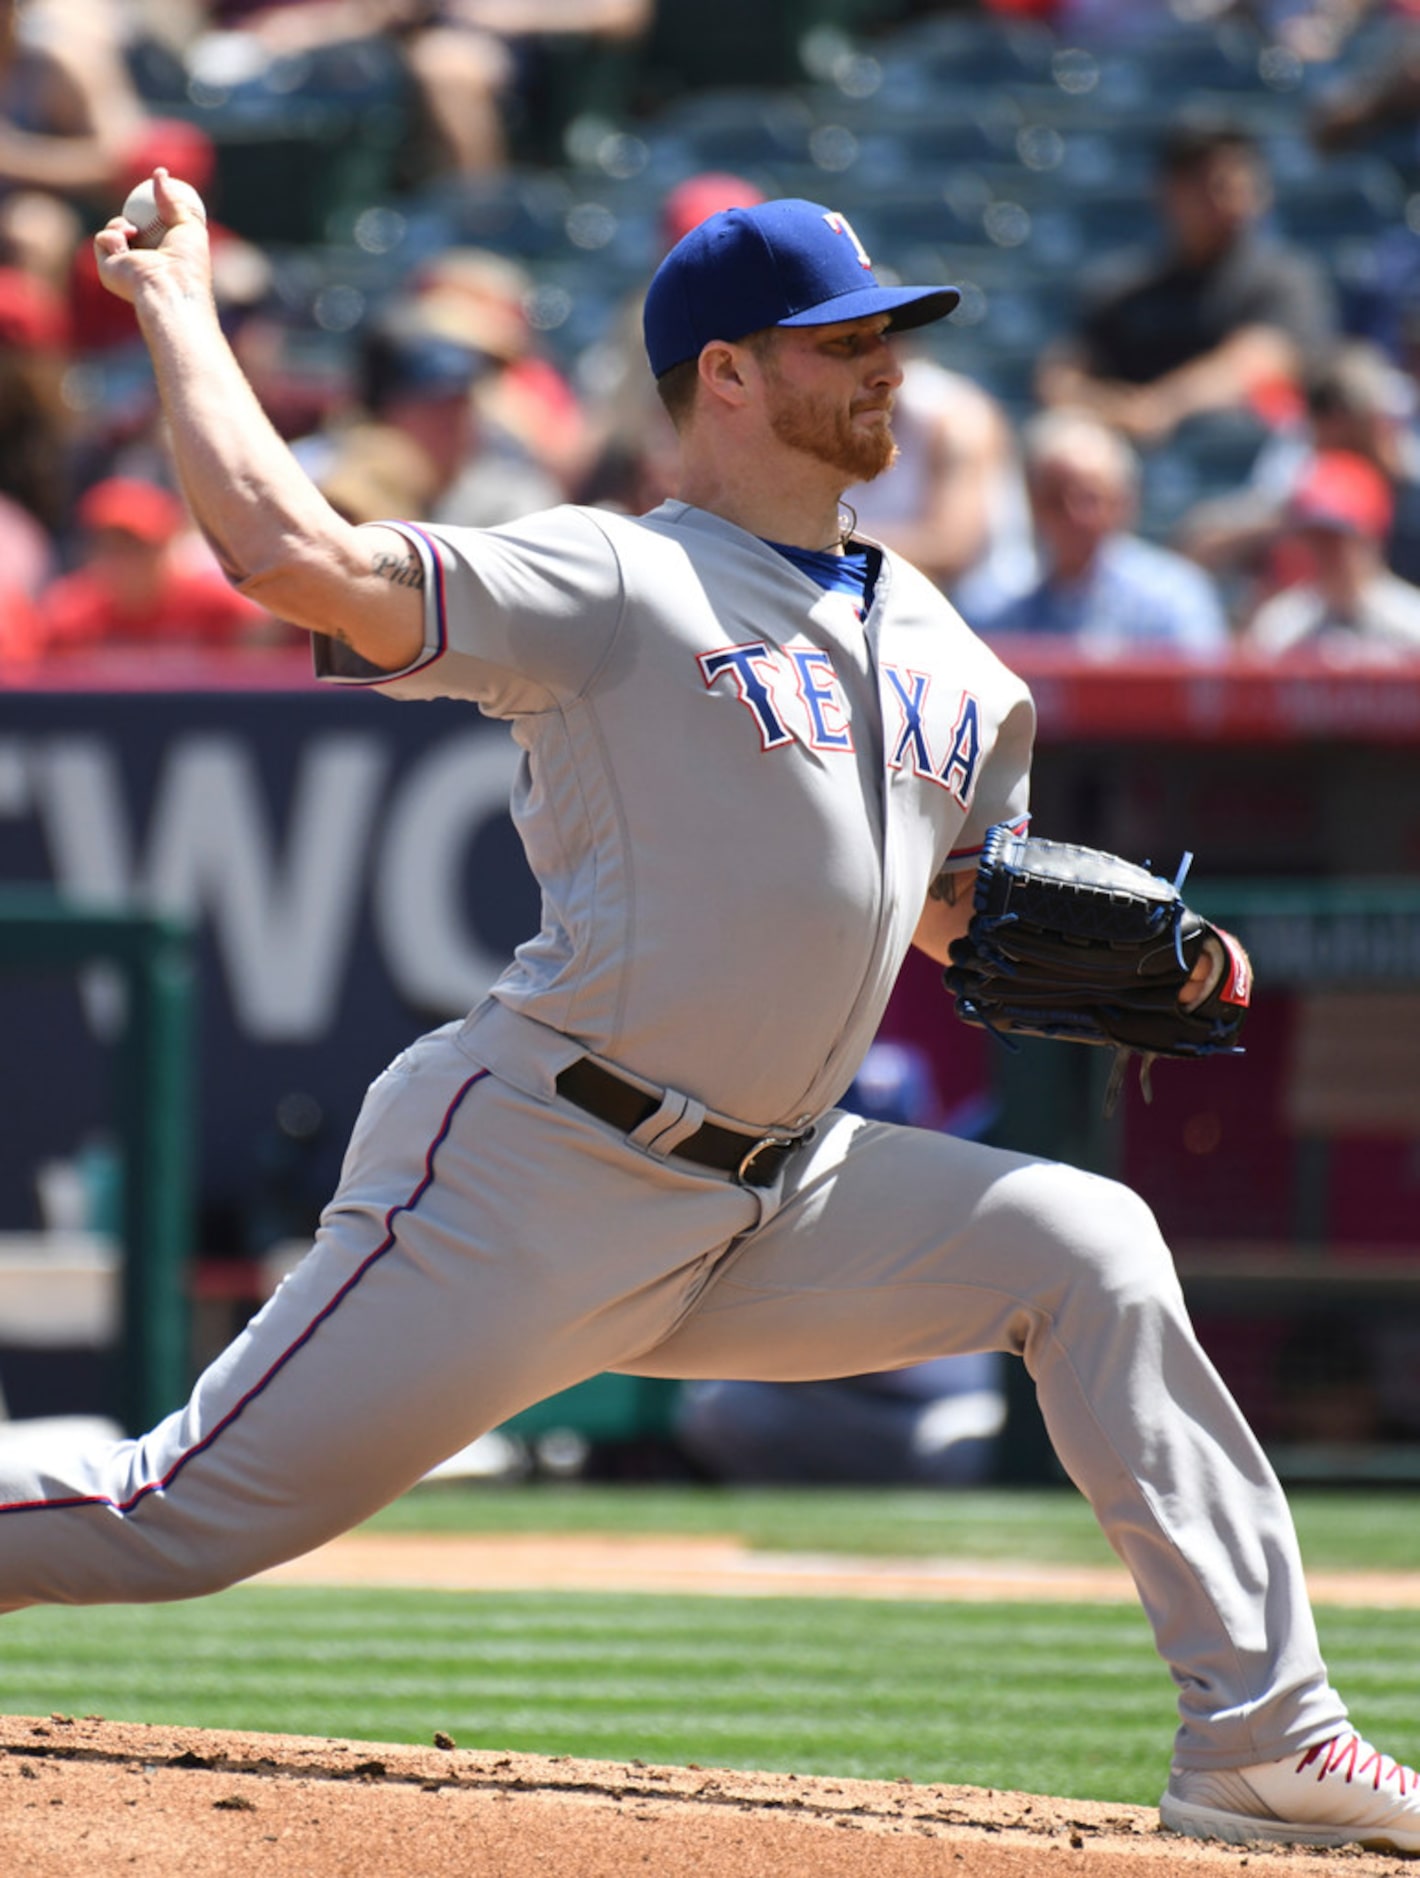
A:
[5,0,1420,668]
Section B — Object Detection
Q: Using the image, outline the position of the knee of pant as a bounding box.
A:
[88,1497,287,1604]
[1022,1164,1178,1310]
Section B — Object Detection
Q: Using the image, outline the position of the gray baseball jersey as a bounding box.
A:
[0,501,1348,1781]
[323,500,1033,1125]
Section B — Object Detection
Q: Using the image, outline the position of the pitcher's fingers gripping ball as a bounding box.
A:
[120,173,207,249]
[943,822,1253,1111]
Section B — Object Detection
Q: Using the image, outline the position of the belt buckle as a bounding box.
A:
[735,1126,807,1188]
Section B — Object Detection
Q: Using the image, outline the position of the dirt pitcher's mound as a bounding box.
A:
[0,1716,1413,1877]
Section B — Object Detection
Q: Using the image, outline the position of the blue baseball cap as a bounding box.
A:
[361,317,488,411]
[643,197,960,379]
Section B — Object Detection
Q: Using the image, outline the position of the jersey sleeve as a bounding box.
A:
[313,507,624,715]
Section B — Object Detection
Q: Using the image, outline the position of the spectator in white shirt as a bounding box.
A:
[1244,449,1420,658]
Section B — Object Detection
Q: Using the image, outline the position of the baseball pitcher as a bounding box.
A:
[0,174,1413,1856]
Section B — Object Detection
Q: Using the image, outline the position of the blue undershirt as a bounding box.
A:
[763,539,876,612]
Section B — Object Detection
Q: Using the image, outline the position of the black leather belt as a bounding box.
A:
[555,1057,810,1188]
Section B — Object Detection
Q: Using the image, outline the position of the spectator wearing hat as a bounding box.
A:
[1176,339,1420,621]
[409,247,586,494]
[39,476,275,652]
[973,409,1229,653]
[658,171,765,251]
[312,308,559,531]
[358,320,487,490]
[1242,449,1420,656]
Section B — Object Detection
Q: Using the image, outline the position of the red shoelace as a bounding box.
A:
[1297,1735,1419,1794]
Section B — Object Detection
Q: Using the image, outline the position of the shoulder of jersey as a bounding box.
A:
[874,548,1033,696]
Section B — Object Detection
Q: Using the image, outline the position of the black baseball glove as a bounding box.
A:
[942,824,1253,1112]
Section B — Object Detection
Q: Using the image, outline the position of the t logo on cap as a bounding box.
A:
[821,210,873,271]
[642,196,960,381]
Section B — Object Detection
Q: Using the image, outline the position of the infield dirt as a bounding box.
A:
[2,1715,1415,1877]
[2,1536,1415,1876]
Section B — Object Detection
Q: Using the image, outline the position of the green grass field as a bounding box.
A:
[367,1480,1420,1571]
[0,1486,1416,1807]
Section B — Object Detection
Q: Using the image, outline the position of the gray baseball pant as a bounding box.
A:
[0,1022,1347,1770]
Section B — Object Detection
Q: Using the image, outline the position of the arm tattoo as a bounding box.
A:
[371,549,425,591]
[929,870,967,904]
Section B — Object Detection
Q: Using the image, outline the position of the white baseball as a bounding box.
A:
[121,177,207,249]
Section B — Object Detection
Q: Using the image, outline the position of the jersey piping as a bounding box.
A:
[0,1070,492,1522]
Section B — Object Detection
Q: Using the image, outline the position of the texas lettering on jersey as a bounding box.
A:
[697,640,982,806]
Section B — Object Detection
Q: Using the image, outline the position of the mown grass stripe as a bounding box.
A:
[0,1489,1415,1808]
[2,1583,1417,1806]
[361,1485,1420,1574]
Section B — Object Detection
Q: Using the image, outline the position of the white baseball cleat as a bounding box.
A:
[1160,1733,1420,1853]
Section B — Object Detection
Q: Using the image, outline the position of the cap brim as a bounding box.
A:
[1292,507,1368,535]
[778,282,960,333]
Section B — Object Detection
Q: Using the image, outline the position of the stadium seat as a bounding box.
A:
[1121,22,1275,96]
[872,11,1056,108]
[1138,412,1270,540]
[407,169,582,263]
[181,39,413,247]
[641,86,819,173]
[1270,152,1408,246]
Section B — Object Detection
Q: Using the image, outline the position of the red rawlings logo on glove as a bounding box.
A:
[1213,927,1253,1007]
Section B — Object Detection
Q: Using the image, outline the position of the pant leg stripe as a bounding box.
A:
[0,1068,492,1518]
